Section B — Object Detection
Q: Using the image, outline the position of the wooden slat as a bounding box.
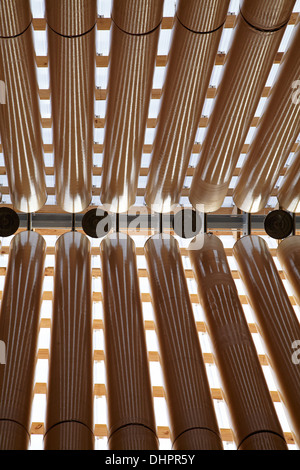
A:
[38,317,259,335]
[38,86,272,101]
[1,142,298,154]
[0,245,279,257]
[35,52,286,68]
[0,227,276,238]
[39,318,51,329]
[40,116,261,129]
[30,291,297,305]
[0,164,288,178]
[0,265,280,281]
[35,347,270,366]
[28,421,295,444]
[30,423,44,435]
[32,18,46,30]
[33,383,47,394]
[0,186,280,199]
[31,13,299,31]
[33,381,282,404]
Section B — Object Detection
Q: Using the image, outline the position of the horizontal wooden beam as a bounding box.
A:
[38,86,273,101]
[0,186,280,198]
[28,421,295,444]
[1,262,291,307]
[34,346,282,366]
[35,52,286,68]
[1,143,298,154]
[0,265,285,282]
[38,317,260,335]
[33,381,281,403]
[0,165,288,178]
[31,13,299,31]
[39,116,261,129]
[0,245,278,257]
[35,291,294,306]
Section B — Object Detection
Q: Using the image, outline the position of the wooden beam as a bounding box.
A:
[31,13,299,31]
[35,52,286,68]
[36,317,264,337]
[28,421,295,444]
[0,245,279,257]
[0,265,282,281]
[33,381,281,403]
[37,317,259,335]
[39,116,261,129]
[38,86,272,101]
[34,346,282,367]
[0,186,281,198]
[38,313,290,339]
[1,142,298,154]
[0,165,288,178]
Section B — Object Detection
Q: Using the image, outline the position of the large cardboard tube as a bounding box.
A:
[0,231,46,449]
[240,0,297,30]
[45,0,97,213]
[277,147,300,214]
[144,234,223,450]
[0,0,47,212]
[100,233,158,450]
[44,232,94,450]
[189,233,288,450]
[277,235,300,306]
[189,0,295,213]
[233,19,300,213]
[145,0,230,213]
[100,0,163,213]
[233,235,300,448]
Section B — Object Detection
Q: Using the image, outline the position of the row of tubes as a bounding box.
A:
[0,229,299,450]
[0,0,299,214]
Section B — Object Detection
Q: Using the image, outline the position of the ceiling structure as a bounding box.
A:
[0,0,299,218]
[0,0,299,451]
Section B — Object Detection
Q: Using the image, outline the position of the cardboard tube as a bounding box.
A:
[240,0,296,30]
[189,0,295,213]
[277,148,300,214]
[0,231,46,449]
[100,0,163,213]
[144,234,223,450]
[0,0,47,212]
[189,233,288,450]
[100,233,158,450]
[239,433,291,450]
[145,0,230,213]
[111,0,163,34]
[233,235,300,448]
[277,235,300,306]
[45,0,96,213]
[0,0,31,36]
[234,19,300,213]
[44,232,94,450]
